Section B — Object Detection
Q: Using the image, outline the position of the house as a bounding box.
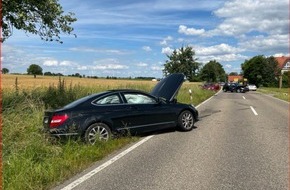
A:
[227,75,243,83]
[275,56,290,88]
[275,56,290,73]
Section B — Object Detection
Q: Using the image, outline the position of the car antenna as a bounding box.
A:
[189,89,193,106]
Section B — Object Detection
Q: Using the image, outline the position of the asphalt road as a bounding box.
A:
[54,91,289,190]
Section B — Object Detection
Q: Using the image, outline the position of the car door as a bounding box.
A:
[119,92,176,134]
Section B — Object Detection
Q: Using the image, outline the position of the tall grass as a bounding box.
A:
[258,87,289,102]
[3,77,214,190]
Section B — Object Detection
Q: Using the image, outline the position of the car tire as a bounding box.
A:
[178,110,195,131]
[237,89,241,93]
[85,123,111,145]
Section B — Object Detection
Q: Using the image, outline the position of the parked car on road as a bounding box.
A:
[201,83,220,91]
[223,83,249,93]
[43,73,199,145]
[247,84,257,91]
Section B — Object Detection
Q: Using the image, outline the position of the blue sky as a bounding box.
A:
[3,0,288,78]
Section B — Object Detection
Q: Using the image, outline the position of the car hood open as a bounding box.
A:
[150,73,185,102]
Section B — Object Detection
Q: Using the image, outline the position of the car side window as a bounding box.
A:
[124,93,156,104]
[94,94,121,105]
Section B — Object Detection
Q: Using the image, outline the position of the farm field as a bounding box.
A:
[2,74,214,190]
[2,74,157,90]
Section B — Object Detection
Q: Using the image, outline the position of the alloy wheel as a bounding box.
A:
[86,123,111,145]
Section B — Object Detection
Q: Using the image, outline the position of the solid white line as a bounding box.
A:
[242,96,246,99]
[196,89,221,109]
[250,106,258,116]
[61,135,154,190]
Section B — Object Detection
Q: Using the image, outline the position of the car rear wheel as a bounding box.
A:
[178,110,195,131]
[85,123,111,145]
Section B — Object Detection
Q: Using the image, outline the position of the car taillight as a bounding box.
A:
[50,114,69,128]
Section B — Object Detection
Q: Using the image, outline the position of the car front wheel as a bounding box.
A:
[85,123,111,145]
[178,110,195,131]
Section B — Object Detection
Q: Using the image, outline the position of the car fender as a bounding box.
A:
[81,116,114,135]
[178,107,198,122]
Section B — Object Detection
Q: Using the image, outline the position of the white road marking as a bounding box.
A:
[196,90,221,108]
[242,96,246,99]
[250,106,258,116]
[61,135,154,190]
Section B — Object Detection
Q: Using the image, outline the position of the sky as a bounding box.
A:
[3,0,289,78]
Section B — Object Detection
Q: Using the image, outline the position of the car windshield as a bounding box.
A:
[124,93,157,104]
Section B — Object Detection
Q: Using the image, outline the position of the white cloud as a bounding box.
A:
[142,46,152,52]
[161,47,174,55]
[273,53,290,57]
[225,64,232,68]
[210,0,288,36]
[70,47,130,55]
[77,66,89,70]
[43,60,58,66]
[178,25,205,36]
[93,64,129,70]
[136,62,148,67]
[93,59,129,70]
[160,36,173,46]
[239,34,287,53]
[196,43,243,56]
[59,61,76,66]
[151,66,163,71]
[198,53,248,63]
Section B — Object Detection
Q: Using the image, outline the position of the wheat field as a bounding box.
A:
[1,74,200,91]
[1,74,157,90]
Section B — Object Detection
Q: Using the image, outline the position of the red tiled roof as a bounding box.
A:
[275,56,290,69]
[228,75,243,82]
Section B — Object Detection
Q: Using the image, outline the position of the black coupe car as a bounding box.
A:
[43,73,199,144]
[222,83,249,93]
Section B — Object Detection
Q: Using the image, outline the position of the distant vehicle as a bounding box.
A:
[223,83,249,93]
[201,83,220,91]
[247,84,257,91]
[43,73,199,145]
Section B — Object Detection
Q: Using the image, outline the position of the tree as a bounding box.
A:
[241,55,280,87]
[228,72,238,76]
[163,46,200,81]
[27,64,43,78]
[44,71,53,76]
[282,71,289,88]
[200,60,226,82]
[2,68,9,74]
[2,0,77,43]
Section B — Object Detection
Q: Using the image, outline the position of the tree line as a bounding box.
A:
[163,46,287,87]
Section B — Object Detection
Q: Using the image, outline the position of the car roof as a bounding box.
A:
[108,89,147,93]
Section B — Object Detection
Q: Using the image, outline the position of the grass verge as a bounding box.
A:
[257,87,289,102]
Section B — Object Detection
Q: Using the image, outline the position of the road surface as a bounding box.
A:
[54,91,289,190]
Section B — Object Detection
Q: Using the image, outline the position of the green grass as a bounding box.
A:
[257,87,289,102]
[3,81,215,190]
